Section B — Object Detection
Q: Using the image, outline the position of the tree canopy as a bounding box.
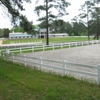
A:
[0,0,35,34]
[34,0,70,45]
[78,0,100,40]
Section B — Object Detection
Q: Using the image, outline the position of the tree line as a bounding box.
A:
[0,20,87,38]
[77,0,100,40]
[0,28,10,38]
[0,0,100,44]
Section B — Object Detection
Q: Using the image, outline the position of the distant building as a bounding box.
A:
[49,33,68,38]
[9,28,68,39]
[38,29,47,38]
[38,28,68,38]
[9,32,38,39]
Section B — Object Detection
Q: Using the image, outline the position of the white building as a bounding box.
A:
[9,29,68,39]
[49,33,68,38]
[38,28,68,38]
[9,32,38,39]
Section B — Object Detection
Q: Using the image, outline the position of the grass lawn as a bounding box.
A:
[0,57,100,100]
[2,36,94,44]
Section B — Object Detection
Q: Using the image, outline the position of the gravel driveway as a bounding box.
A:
[15,44,100,83]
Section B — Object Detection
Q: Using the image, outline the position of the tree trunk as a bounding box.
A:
[87,4,90,41]
[46,0,49,45]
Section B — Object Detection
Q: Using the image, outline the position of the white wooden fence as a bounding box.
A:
[2,53,100,84]
[0,40,42,49]
[10,40,42,44]
[0,40,100,54]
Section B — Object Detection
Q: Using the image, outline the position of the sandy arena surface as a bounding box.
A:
[25,44,100,65]
[15,44,100,83]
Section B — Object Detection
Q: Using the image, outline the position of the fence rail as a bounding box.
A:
[0,40,100,54]
[2,53,100,84]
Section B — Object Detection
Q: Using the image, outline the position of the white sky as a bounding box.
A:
[0,0,86,29]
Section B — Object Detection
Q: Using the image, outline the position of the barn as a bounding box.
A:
[9,32,38,39]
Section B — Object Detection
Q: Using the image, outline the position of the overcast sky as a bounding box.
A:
[0,0,86,29]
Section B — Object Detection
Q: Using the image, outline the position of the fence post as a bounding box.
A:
[98,40,99,44]
[82,42,83,46]
[98,65,100,84]
[69,43,70,48]
[3,53,5,60]
[61,43,63,49]
[6,49,10,54]
[20,47,22,54]
[63,60,66,76]
[12,53,14,62]
[24,54,26,66]
[76,43,77,47]
[43,45,45,51]
[53,44,54,50]
[97,40,98,44]
[39,57,42,70]
[91,40,94,45]
[32,46,34,52]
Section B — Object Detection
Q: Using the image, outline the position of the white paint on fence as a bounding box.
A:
[0,40,100,84]
[2,53,100,84]
[1,40,100,54]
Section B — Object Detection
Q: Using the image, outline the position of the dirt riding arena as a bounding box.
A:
[17,44,100,83]
[26,44,100,65]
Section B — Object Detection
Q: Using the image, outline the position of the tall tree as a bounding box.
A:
[0,0,35,34]
[65,22,72,35]
[3,28,10,38]
[20,15,36,35]
[49,19,67,33]
[10,26,24,33]
[0,28,4,38]
[92,0,100,39]
[78,1,94,40]
[35,0,70,45]
[90,7,100,39]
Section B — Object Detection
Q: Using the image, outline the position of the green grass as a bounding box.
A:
[49,36,93,43]
[0,57,100,100]
[0,36,94,53]
[3,36,94,44]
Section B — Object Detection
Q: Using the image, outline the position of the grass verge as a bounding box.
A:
[3,37,94,44]
[0,57,100,100]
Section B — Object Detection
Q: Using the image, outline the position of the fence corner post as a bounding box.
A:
[98,64,100,84]
[39,57,42,70]
[63,60,66,76]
